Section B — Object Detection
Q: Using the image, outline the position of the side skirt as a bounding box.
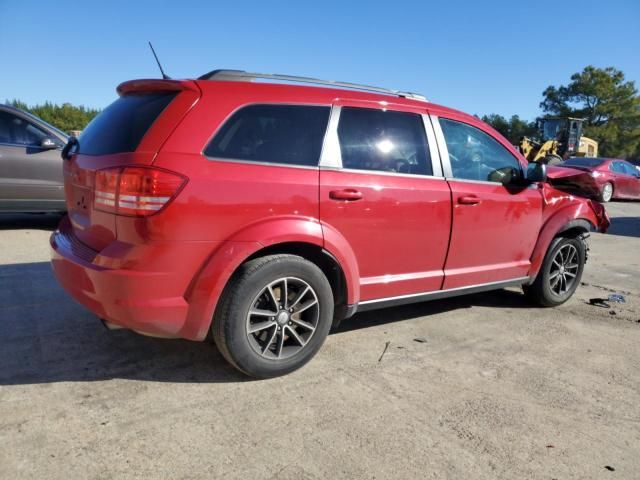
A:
[349,277,531,315]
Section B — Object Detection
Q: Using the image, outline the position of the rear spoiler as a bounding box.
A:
[116,79,199,96]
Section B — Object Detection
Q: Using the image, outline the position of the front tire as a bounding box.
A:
[524,236,586,307]
[212,255,334,378]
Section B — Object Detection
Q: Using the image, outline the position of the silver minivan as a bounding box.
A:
[0,104,68,212]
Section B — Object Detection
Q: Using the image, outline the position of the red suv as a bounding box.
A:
[51,70,610,377]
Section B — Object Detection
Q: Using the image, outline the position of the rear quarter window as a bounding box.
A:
[204,104,330,167]
[78,93,176,155]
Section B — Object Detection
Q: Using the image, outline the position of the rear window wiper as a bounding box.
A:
[61,136,79,160]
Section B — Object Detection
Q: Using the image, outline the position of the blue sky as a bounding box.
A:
[1,0,638,120]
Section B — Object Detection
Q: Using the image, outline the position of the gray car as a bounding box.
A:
[0,104,68,212]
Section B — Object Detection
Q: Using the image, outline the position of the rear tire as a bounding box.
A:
[600,182,613,202]
[212,254,334,378]
[523,236,585,307]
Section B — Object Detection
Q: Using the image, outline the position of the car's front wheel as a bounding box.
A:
[523,236,586,307]
[212,254,334,378]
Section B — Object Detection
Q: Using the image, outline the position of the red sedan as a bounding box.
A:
[548,157,640,202]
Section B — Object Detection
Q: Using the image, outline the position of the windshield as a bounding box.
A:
[563,157,604,168]
[541,119,565,141]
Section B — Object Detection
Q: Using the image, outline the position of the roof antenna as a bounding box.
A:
[148,41,171,79]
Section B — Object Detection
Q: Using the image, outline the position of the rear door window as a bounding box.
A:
[337,107,432,175]
[204,104,330,167]
[78,93,176,155]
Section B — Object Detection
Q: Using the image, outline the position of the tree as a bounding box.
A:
[481,114,538,144]
[540,66,640,158]
[6,99,100,133]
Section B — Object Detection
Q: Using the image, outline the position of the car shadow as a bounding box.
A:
[336,288,534,333]
[0,213,63,231]
[606,216,640,239]
[0,261,535,386]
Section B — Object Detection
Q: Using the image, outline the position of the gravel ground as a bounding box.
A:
[0,202,638,479]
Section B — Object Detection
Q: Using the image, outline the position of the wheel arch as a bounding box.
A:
[180,218,360,340]
[528,206,597,281]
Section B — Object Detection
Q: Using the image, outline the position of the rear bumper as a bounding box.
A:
[50,219,218,340]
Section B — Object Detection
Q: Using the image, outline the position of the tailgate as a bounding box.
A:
[64,81,200,251]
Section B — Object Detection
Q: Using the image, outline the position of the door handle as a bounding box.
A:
[329,189,363,201]
[458,195,481,205]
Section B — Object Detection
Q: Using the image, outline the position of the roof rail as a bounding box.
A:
[197,69,427,102]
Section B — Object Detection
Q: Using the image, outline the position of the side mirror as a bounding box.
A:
[488,166,521,185]
[40,137,58,150]
[527,162,547,183]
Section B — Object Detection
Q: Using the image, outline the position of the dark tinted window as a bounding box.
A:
[205,105,330,167]
[564,157,604,168]
[337,107,431,175]
[78,93,176,155]
[0,111,50,146]
[440,118,521,182]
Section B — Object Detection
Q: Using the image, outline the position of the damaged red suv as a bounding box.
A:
[51,70,609,377]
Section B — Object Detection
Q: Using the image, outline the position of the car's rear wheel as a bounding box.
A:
[523,236,586,307]
[600,182,613,202]
[212,254,334,378]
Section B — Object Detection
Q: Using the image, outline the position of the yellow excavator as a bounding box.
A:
[520,117,598,165]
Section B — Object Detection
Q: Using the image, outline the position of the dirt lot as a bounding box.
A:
[1,202,639,479]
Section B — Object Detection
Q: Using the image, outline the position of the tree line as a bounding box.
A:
[481,66,640,160]
[6,99,100,133]
[6,66,640,160]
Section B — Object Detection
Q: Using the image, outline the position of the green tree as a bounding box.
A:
[540,66,640,158]
[6,99,100,133]
[481,114,537,144]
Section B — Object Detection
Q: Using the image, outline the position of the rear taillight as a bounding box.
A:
[94,167,187,216]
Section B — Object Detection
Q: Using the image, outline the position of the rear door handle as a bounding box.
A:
[329,189,363,201]
[458,195,481,205]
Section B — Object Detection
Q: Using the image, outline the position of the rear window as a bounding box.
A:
[204,104,330,167]
[563,157,604,168]
[78,93,176,155]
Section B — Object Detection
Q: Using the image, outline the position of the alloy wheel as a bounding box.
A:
[602,183,613,202]
[245,277,319,360]
[549,244,579,296]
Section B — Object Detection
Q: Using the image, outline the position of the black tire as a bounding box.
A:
[212,254,334,378]
[600,182,613,203]
[523,236,586,307]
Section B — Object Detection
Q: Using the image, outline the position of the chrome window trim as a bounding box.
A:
[203,156,320,171]
[429,115,453,177]
[421,114,443,177]
[318,105,342,168]
[446,177,512,187]
[319,165,446,180]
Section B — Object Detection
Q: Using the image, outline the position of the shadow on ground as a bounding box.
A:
[0,213,63,231]
[0,261,536,386]
[607,215,640,239]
